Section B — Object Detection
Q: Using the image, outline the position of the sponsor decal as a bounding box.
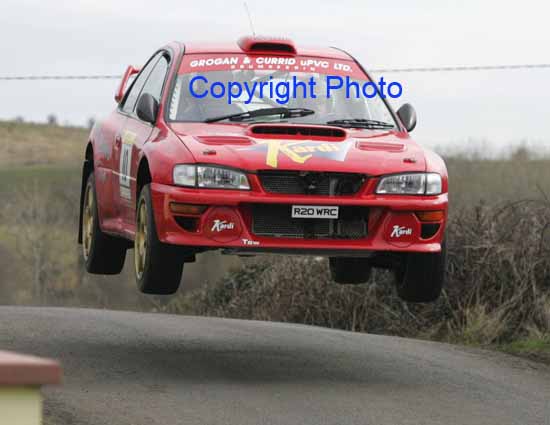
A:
[386,213,418,247]
[211,220,235,232]
[390,225,413,238]
[242,238,260,246]
[241,139,353,168]
[204,207,242,242]
[184,55,356,76]
[119,130,136,200]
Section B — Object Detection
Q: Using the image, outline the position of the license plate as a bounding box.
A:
[291,205,339,219]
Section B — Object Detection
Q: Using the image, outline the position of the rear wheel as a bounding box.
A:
[394,240,447,303]
[330,257,372,284]
[82,174,127,274]
[134,184,184,294]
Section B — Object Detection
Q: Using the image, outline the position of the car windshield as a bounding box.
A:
[168,69,397,127]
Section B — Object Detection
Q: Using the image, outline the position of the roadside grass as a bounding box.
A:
[445,157,550,206]
[0,120,87,167]
[499,333,550,363]
[0,223,18,250]
[0,165,79,194]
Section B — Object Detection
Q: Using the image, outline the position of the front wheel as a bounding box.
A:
[394,240,447,303]
[134,185,184,295]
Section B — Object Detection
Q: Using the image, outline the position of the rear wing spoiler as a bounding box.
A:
[114,65,140,103]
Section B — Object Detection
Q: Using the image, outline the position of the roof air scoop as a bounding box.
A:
[237,35,297,55]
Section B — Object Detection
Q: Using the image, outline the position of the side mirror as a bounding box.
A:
[396,103,417,132]
[115,65,140,103]
[136,93,159,124]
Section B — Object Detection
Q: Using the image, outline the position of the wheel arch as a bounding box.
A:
[136,155,153,203]
[78,142,95,243]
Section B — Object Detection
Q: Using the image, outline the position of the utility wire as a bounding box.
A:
[0,63,549,80]
[370,63,550,73]
[0,75,119,80]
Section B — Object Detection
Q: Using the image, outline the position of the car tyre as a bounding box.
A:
[394,239,447,302]
[135,184,184,295]
[330,257,372,284]
[82,173,127,274]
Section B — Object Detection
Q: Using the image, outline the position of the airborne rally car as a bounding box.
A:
[79,36,448,302]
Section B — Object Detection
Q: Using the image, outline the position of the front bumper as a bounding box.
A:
[150,181,448,255]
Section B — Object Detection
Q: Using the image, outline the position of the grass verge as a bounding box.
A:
[499,335,550,364]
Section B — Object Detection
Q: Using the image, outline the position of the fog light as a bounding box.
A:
[170,203,208,216]
[421,223,441,239]
[416,210,445,222]
[174,216,200,232]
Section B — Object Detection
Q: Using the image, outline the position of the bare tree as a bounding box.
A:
[511,145,530,161]
[47,114,58,126]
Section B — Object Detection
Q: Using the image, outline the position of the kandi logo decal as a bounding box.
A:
[240,140,353,168]
[390,225,413,238]
[211,220,235,232]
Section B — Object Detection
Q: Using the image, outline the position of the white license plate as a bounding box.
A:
[291,205,339,219]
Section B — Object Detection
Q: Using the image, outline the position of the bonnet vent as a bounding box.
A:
[355,141,405,152]
[249,125,346,139]
[195,135,252,145]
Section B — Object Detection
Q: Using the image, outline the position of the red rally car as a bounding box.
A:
[78,36,448,302]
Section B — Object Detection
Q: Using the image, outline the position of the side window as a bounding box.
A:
[141,55,169,104]
[120,53,161,114]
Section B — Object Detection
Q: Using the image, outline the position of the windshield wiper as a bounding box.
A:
[205,107,315,123]
[326,119,395,129]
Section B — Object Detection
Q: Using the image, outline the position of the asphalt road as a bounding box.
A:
[0,307,549,425]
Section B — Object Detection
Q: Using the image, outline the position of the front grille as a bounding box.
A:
[251,204,368,239]
[258,171,366,196]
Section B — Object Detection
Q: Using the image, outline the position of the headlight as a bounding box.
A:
[173,165,250,190]
[173,164,197,187]
[376,173,442,195]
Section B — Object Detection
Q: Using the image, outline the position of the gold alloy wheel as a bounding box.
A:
[82,183,94,260]
[135,201,148,280]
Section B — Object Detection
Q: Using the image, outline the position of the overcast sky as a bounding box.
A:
[1,0,549,152]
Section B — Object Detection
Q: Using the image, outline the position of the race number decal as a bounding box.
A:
[119,131,136,200]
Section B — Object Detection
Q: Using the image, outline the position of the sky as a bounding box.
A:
[1,0,549,152]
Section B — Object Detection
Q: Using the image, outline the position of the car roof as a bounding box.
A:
[178,39,354,61]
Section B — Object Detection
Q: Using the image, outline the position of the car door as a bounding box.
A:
[117,52,171,228]
[111,52,166,230]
